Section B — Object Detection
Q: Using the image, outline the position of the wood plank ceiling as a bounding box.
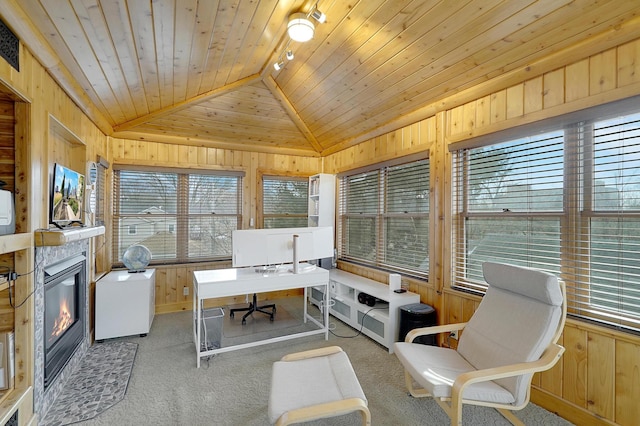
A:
[10,0,640,156]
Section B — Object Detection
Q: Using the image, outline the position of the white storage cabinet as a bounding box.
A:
[95,269,156,341]
[310,269,419,353]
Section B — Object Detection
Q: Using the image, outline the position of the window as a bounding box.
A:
[452,131,564,290]
[338,158,429,276]
[262,176,308,228]
[112,167,243,264]
[452,106,640,332]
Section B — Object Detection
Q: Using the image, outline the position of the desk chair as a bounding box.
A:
[229,293,276,325]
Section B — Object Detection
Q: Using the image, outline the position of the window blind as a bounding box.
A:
[262,176,308,228]
[452,131,564,291]
[112,168,242,265]
[569,112,640,331]
[338,158,429,276]
[452,108,640,332]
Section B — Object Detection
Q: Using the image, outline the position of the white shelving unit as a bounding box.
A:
[308,173,336,228]
[310,269,419,353]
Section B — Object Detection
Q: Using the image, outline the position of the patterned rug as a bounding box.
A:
[41,341,138,426]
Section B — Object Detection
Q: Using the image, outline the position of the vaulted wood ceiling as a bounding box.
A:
[8,0,640,156]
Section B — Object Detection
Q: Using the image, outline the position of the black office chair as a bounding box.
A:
[229,293,276,325]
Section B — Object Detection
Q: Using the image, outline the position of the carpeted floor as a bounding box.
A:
[50,297,574,425]
[41,341,137,426]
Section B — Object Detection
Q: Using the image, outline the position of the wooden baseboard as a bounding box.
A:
[531,388,614,426]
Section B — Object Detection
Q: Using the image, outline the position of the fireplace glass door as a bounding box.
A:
[43,254,86,388]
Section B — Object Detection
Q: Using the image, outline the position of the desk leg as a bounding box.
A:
[195,296,201,368]
[303,287,308,323]
[324,282,329,340]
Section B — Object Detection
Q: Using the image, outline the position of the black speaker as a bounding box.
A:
[357,292,376,307]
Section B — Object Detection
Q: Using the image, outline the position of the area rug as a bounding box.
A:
[41,341,138,426]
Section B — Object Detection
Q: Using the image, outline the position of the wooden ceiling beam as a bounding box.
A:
[113,74,262,132]
[263,75,323,153]
[110,130,322,157]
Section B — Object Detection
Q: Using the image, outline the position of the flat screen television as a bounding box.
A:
[50,163,85,228]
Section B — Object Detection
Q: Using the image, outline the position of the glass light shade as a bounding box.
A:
[274,61,284,71]
[288,13,314,42]
[286,50,294,60]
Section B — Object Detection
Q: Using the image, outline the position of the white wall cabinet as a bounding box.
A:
[308,173,335,228]
[95,269,156,341]
[310,269,419,353]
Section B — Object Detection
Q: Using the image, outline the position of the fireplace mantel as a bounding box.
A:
[35,226,105,247]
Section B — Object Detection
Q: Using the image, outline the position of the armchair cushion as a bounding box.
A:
[456,262,563,406]
[394,343,516,404]
[268,349,367,424]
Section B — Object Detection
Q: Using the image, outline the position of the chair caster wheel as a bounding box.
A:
[230,312,234,318]
[270,315,274,321]
[242,319,246,325]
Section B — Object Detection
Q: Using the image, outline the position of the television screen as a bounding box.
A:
[50,163,85,227]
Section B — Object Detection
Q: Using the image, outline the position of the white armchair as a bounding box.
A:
[394,262,566,426]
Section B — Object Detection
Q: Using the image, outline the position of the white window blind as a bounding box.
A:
[570,113,640,330]
[112,168,242,265]
[452,108,640,332]
[262,176,308,228]
[339,158,429,276]
[452,131,564,290]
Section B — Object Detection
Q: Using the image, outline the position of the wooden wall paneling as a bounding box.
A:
[543,68,565,109]
[155,268,167,307]
[447,106,463,138]
[539,332,564,395]
[0,289,13,331]
[0,100,15,191]
[164,267,177,305]
[490,89,506,124]
[462,101,476,135]
[475,95,491,129]
[523,76,543,114]
[565,59,590,103]
[562,324,588,408]
[506,84,524,119]
[615,339,640,426]
[587,332,615,420]
[589,49,617,95]
[617,39,640,87]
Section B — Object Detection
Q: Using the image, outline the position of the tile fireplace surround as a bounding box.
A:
[34,239,90,419]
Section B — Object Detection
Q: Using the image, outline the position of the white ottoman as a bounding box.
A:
[268,346,371,425]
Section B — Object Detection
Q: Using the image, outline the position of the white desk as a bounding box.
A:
[192,263,330,367]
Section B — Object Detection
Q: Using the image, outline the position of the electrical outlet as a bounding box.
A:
[450,330,459,340]
[183,286,189,296]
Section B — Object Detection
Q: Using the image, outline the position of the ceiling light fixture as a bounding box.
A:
[311,9,326,24]
[273,4,327,72]
[287,12,314,42]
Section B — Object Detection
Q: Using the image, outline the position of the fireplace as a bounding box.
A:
[43,254,86,389]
